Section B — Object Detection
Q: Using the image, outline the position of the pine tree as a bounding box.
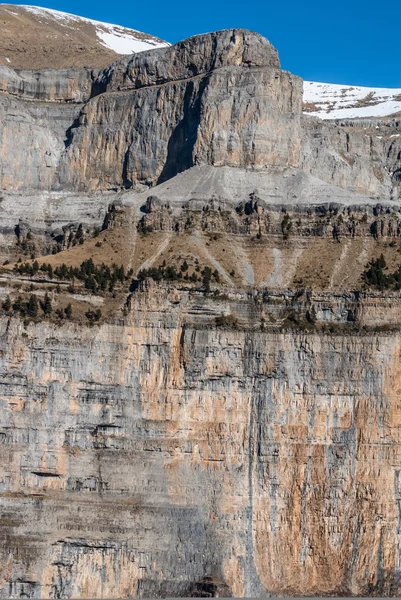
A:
[27,294,39,318]
[41,293,52,315]
[202,267,212,292]
[64,303,72,319]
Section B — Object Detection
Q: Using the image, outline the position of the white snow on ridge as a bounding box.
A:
[303,81,401,120]
[96,31,165,54]
[10,5,170,54]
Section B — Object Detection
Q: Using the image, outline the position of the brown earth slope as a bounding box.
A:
[0,4,168,68]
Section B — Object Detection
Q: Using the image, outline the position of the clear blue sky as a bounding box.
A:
[10,0,401,87]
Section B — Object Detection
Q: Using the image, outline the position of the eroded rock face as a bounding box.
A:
[1,27,400,202]
[59,29,301,190]
[61,66,301,190]
[2,26,401,599]
[1,286,401,597]
[0,29,302,192]
[0,65,96,102]
[301,115,401,200]
[92,29,280,94]
[0,95,81,191]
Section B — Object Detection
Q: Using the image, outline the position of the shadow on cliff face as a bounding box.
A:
[189,576,232,598]
[156,75,210,185]
[63,114,82,149]
[360,570,401,597]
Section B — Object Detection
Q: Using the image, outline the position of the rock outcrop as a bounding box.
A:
[0,29,302,192]
[302,115,401,200]
[2,285,401,597]
[0,95,81,191]
[0,65,96,102]
[2,23,401,600]
[59,29,302,190]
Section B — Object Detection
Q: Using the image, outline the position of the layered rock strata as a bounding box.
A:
[0,29,303,192]
[1,285,401,596]
[1,24,401,600]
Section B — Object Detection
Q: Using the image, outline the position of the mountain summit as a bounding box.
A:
[0,4,170,69]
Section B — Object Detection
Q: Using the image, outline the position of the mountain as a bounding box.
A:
[304,80,401,119]
[0,4,169,68]
[1,24,401,600]
[2,2,399,121]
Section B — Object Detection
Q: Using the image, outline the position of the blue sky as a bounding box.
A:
[9,0,401,87]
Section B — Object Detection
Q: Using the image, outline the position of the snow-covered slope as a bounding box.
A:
[303,81,401,120]
[21,5,170,54]
[0,4,170,68]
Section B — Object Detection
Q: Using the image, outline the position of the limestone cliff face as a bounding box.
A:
[301,115,401,199]
[2,285,401,597]
[2,24,401,600]
[0,65,96,103]
[61,67,301,190]
[0,95,81,191]
[1,27,400,202]
[92,29,280,93]
[59,29,302,190]
[0,29,302,192]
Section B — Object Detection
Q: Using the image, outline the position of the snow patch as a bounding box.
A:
[15,5,170,54]
[96,29,167,54]
[303,81,401,120]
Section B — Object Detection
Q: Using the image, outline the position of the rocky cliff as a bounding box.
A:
[0,29,302,192]
[2,285,401,597]
[1,22,401,600]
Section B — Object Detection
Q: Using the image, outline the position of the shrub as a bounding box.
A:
[2,296,11,311]
[55,308,64,320]
[281,214,292,239]
[215,314,238,329]
[202,266,212,291]
[363,254,393,289]
[85,309,102,324]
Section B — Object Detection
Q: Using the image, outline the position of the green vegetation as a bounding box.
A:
[2,296,11,312]
[215,314,239,328]
[64,303,72,319]
[41,293,52,316]
[11,294,42,318]
[281,214,292,239]
[137,262,220,289]
[85,309,102,324]
[14,259,133,295]
[362,254,401,290]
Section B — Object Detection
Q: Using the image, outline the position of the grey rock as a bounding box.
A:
[0,65,97,102]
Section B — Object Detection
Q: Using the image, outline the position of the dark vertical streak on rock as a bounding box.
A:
[157,75,210,185]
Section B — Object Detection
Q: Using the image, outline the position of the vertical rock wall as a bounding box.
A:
[1,288,401,597]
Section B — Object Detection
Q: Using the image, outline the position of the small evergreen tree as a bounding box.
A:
[64,303,72,319]
[41,293,52,315]
[27,294,39,318]
[202,266,212,292]
[2,296,11,312]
